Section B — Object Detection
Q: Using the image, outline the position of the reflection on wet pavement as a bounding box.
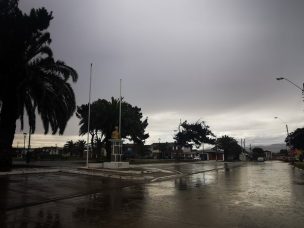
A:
[1,161,304,228]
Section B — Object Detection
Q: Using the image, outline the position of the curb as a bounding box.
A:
[150,163,245,182]
[0,163,244,181]
[150,168,222,182]
[63,169,153,181]
[0,169,60,176]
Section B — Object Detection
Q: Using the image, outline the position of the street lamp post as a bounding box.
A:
[215,137,218,161]
[158,138,161,159]
[23,132,26,160]
[119,79,122,155]
[274,116,289,154]
[276,77,303,92]
[274,117,289,136]
[23,133,27,152]
[26,127,31,164]
[28,127,31,151]
[276,77,302,159]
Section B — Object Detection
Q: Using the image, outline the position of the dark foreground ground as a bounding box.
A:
[1,161,304,228]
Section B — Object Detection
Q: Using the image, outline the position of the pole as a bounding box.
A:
[274,117,289,137]
[27,127,31,164]
[86,63,93,168]
[158,138,161,159]
[283,78,303,91]
[274,116,289,154]
[215,137,218,161]
[285,124,289,136]
[119,79,122,138]
[119,79,122,154]
[23,133,26,155]
[244,139,245,152]
[276,77,303,91]
[28,128,31,151]
[285,123,290,158]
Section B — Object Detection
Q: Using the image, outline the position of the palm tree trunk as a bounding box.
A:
[0,98,18,171]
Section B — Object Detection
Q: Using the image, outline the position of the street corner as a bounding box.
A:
[72,166,181,182]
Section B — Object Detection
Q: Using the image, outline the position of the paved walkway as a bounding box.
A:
[0,161,244,183]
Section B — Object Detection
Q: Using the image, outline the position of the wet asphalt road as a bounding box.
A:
[1,161,304,228]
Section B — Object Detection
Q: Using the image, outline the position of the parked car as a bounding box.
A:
[193,156,201,161]
[257,157,265,162]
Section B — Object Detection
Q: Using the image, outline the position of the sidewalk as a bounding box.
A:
[0,163,180,182]
[75,166,181,182]
[0,160,242,182]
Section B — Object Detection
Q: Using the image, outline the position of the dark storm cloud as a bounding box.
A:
[16,0,304,146]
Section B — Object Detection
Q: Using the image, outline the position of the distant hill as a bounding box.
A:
[251,144,286,153]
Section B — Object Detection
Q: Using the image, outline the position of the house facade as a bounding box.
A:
[197,149,224,161]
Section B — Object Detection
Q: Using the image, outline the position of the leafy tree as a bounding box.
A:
[285,127,304,150]
[252,147,265,160]
[0,0,78,171]
[76,98,149,160]
[174,121,216,150]
[279,149,288,156]
[75,140,86,158]
[159,142,171,159]
[215,135,242,161]
[63,140,75,157]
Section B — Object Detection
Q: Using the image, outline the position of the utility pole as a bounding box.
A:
[215,137,218,161]
[244,139,246,152]
[158,138,161,159]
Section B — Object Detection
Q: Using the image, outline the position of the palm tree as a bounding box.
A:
[0,3,78,170]
[63,140,75,157]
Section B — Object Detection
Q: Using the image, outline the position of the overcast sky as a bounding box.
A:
[14,0,304,148]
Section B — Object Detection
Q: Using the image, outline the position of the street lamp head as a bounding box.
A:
[276,77,284,80]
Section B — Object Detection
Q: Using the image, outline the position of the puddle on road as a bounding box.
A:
[146,170,220,197]
[174,171,219,190]
[3,162,304,228]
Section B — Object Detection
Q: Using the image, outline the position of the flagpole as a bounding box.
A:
[119,79,122,135]
[86,63,93,168]
[119,79,122,154]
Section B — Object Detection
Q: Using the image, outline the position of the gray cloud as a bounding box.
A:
[16,0,304,147]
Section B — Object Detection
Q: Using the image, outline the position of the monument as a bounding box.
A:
[110,126,122,162]
[103,126,130,169]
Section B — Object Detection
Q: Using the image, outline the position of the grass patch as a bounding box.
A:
[294,162,304,170]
